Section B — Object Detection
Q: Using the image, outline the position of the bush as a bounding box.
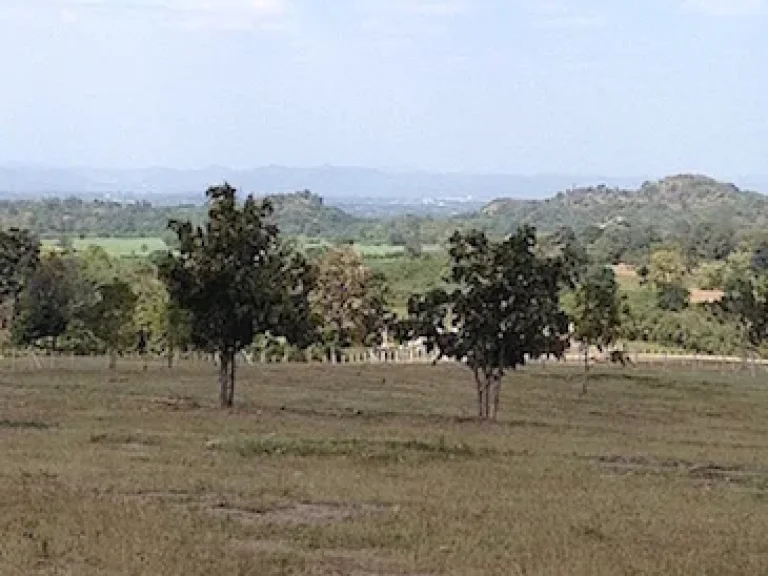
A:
[656,283,690,312]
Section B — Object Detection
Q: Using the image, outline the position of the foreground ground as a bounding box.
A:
[1,359,767,575]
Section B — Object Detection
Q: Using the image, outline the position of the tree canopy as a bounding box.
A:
[159,184,316,407]
[310,246,391,353]
[399,227,569,420]
[571,265,623,385]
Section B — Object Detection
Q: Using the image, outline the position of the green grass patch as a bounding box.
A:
[0,419,52,430]
[219,435,489,463]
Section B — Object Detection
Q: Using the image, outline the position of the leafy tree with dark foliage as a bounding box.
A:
[753,243,768,273]
[160,184,316,408]
[86,280,138,369]
[541,227,589,287]
[12,254,80,350]
[398,226,569,421]
[656,282,690,312]
[0,228,40,324]
[720,275,768,353]
[680,221,736,268]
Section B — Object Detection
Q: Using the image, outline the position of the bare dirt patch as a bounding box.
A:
[612,263,638,278]
[121,489,391,527]
[208,501,390,527]
[690,289,725,304]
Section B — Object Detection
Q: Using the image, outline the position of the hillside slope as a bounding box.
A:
[0,175,765,246]
[264,190,363,238]
[0,190,365,241]
[473,175,768,235]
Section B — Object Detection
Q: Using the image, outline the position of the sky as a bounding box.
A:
[0,0,766,178]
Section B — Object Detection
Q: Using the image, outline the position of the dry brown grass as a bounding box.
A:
[1,358,768,574]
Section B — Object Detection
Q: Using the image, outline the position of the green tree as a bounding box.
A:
[681,222,736,267]
[637,264,650,286]
[310,246,390,357]
[571,266,623,390]
[656,282,690,312]
[0,228,40,326]
[398,227,569,421]
[543,227,588,286]
[649,249,689,311]
[133,274,169,351]
[164,301,193,367]
[12,254,80,351]
[86,280,138,369]
[78,245,120,284]
[649,249,686,286]
[752,243,768,273]
[694,261,727,290]
[720,275,768,353]
[160,184,316,408]
[404,236,423,259]
[135,263,192,366]
[723,249,754,287]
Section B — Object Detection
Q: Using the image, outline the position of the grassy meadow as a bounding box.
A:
[42,236,169,258]
[2,359,768,575]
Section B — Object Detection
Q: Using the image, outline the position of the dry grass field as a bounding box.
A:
[1,359,768,575]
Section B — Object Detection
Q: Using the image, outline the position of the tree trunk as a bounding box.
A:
[167,347,174,369]
[476,379,485,419]
[108,350,117,370]
[491,376,501,421]
[484,379,491,421]
[582,344,589,395]
[227,350,236,408]
[474,370,487,419]
[219,351,230,408]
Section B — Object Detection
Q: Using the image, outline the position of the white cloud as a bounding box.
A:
[682,0,765,16]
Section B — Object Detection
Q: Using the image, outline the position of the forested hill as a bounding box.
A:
[265,190,363,237]
[0,175,766,246]
[0,190,365,241]
[473,175,768,236]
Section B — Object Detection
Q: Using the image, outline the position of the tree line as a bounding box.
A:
[4,175,768,261]
[1,184,766,420]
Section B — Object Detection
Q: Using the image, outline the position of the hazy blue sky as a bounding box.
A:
[1,0,765,177]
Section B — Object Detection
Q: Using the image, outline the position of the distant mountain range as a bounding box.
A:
[0,165,657,202]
